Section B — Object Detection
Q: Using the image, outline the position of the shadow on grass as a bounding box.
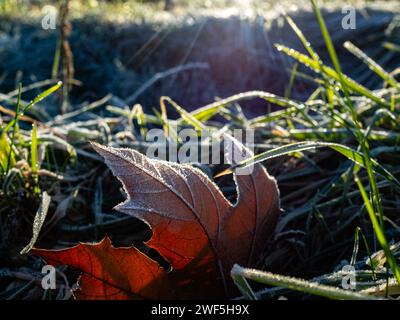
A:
[0,6,398,117]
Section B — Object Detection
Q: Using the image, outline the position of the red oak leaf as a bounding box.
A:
[32,134,281,299]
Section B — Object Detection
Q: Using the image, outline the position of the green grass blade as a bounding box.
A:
[383,42,400,53]
[31,123,39,194]
[192,91,304,121]
[231,264,381,300]
[220,141,400,192]
[0,132,15,174]
[355,174,400,283]
[190,104,223,122]
[160,96,205,132]
[344,41,399,89]
[286,15,320,62]
[3,82,62,133]
[304,1,389,250]
[352,227,376,279]
[275,44,390,108]
[311,0,345,82]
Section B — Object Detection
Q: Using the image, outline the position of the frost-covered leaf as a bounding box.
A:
[33,134,281,299]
